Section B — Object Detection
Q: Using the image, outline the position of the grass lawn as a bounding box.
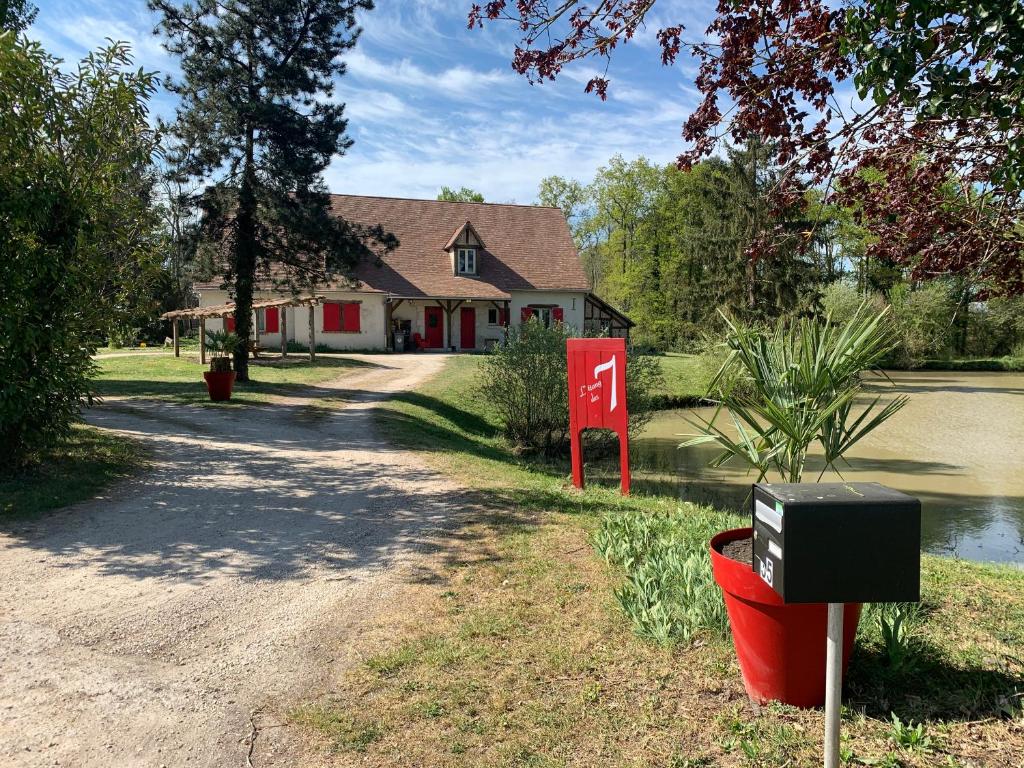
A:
[919,356,1024,372]
[94,352,381,406]
[293,355,1024,767]
[0,425,142,518]
[652,352,711,407]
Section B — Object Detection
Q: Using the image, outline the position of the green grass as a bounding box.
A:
[918,356,1024,372]
[294,354,1024,767]
[655,352,712,405]
[94,353,382,406]
[0,424,142,518]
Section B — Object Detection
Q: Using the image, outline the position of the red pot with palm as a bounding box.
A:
[684,306,907,707]
[204,329,240,401]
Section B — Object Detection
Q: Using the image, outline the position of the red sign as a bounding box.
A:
[567,338,630,495]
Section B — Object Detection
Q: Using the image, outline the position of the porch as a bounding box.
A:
[386,297,511,352]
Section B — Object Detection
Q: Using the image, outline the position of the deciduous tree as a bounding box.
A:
[471,0,1024,294]
[437,186,486,203]
[0,37,161,466]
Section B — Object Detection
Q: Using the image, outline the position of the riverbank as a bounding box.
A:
[293,355,1024,767]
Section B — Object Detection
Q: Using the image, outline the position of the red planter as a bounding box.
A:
[203,370,236,401]
[710,527,861,708]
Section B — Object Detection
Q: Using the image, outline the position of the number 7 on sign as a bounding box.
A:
[593,357,617,412]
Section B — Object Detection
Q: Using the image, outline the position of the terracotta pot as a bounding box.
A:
[203,370,236,401]
[710,527,861,708]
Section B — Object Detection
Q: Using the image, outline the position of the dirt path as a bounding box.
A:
[0,354,474,767]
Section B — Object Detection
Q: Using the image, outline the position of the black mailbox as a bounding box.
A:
[752,482,921,604]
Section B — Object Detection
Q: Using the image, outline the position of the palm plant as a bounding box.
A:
[205,330,240,373]
[682,304,908,483]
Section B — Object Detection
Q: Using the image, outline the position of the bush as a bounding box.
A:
[0,38,159,468]
[963,296,1024,358]
[593,506,742,646]
[477,320,663,456]
[820,281,877,325]
[887,283,957,366]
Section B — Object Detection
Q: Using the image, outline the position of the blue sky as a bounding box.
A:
[32,0,717,203]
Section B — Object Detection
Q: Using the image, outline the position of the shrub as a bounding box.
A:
[964,296,1024,358]
[887,282,957,366]
[0,38,160,468]
[477,320,662,456]
[820,281,876,325]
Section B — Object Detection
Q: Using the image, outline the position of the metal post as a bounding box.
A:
[308,304,316,362]
[280,306,288,358]
[824,602,844,768]
[172,318,180,357]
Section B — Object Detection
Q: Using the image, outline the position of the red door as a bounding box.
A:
[424,306,444,348]
[460,307,476,349]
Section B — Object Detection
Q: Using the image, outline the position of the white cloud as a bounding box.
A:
[343,49,512,95]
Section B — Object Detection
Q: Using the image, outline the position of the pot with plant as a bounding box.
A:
[203,329,240,401]
[682,304,907,708]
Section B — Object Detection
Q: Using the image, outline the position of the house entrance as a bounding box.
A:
[424,306,444,348]
[460,307,476,349]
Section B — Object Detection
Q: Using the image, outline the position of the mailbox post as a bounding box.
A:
[752,483,921,768]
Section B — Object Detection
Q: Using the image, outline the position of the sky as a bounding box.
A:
[31,0,718,203]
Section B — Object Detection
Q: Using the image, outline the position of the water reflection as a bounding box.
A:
[609,371,1024,565]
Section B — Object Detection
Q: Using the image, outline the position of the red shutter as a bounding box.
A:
[342,302,361,332]
[323,302,341,332]
[225,316,236,333]
[264,307,279,333]
[552,307,564,323]
[499,308,507,326]
[521,307,533,323]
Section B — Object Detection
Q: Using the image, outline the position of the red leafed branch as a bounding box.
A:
[472,0,1024,294]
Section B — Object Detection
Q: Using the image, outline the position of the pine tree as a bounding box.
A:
[151,0,393,381]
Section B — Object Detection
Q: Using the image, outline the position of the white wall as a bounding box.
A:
[195,288,589,351]
[391,300,504,350]
[196,289,388,351]
[510,290,587,334]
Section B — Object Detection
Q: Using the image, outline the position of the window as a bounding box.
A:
[256,307,279,334]
[323,302,361,333]
[521,306,563,328]
[487,308,506,325]
[457,247,476,275]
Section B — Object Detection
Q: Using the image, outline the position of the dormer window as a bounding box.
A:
[445,221,485,277]
[457,247,477,275]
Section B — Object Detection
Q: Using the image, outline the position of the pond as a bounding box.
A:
[624,370,1024,565]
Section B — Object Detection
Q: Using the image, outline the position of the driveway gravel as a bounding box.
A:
[0,354,469,767]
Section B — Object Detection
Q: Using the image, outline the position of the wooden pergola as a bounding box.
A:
[161,295,326,363]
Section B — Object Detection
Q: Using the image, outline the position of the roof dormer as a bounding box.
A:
[444,221,484,277]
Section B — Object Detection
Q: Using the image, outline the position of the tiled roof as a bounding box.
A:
[196,195,590,299]
[338,194,589,299]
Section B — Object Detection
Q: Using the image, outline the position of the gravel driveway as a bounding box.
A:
[0,354,469,767]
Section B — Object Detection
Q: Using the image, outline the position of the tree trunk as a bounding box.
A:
[232,129,258,382]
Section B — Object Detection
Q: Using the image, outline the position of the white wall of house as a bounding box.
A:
[197,287,589,352]
[390,299,508,350]
[197,289,389,351]
[510,290,587,333]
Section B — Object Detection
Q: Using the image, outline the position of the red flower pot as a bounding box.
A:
[710,527,861,708]
[203,370,236,401]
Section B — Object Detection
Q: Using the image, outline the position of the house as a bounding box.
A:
[195,194,632,351]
